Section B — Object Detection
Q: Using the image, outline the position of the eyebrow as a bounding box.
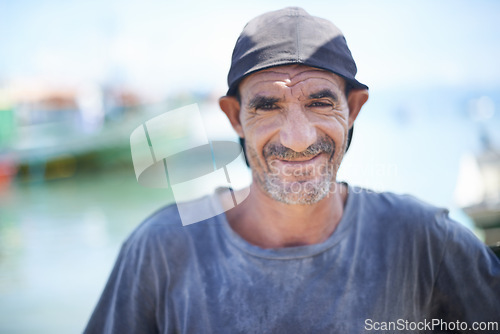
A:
[247,95,281,109]
[308,89,339,101]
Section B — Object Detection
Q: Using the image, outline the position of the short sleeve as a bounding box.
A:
[83,224,169,334]
[429,212,500,332]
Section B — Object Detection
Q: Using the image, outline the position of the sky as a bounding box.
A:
[1,0,500,99]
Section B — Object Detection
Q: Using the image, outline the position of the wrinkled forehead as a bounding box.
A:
[239,65,346,97]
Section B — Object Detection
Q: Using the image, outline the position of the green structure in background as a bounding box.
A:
[0,95,15,146]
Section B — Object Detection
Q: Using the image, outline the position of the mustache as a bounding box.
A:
[263,137,335,160]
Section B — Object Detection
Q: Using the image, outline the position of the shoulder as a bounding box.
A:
[352,186,448,224]
[122,195,223,257]
[353,186,496,258]
[350,186,465,247]
[356,187,442,214]
[350,186,498,268]
[125,202,183,247]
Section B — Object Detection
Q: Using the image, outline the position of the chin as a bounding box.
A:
[263,176,334,205]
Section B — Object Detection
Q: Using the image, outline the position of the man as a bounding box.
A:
[85,7,500,333]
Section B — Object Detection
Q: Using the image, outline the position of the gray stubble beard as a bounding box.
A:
[263,167,335,205]
[247,136,346,205]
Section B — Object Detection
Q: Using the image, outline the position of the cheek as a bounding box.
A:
[334,123,349,148]
[315,116,349,144]
[245,144,266,172]
[244,117,282,152]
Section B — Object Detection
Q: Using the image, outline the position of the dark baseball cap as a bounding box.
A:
[226,7,368,96]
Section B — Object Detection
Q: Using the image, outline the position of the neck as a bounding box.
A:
[224,182,348,248]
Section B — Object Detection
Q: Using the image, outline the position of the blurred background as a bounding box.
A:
[1,0,500,333]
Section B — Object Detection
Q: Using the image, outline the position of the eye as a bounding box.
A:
[309,101,333,108]
[257,102,279,110]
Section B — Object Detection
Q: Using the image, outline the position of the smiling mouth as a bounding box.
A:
[279,154,320,163]
[272,154,326,172]
[263,137,335,163]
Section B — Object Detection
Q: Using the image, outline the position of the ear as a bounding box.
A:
[347,89,369,128]
[219,96,244,138]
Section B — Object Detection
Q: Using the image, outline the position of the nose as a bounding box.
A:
[279,105,317,152]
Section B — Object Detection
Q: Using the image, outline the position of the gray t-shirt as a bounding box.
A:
[84,186,500,333]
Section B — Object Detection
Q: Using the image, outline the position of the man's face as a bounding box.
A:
[237,65,350,204]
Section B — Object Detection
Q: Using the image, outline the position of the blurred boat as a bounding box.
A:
[455,149,500,245]
[0,82,213,183]
[454,95,500,246]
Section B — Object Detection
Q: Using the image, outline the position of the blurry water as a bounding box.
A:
[0,169,174,334]
[1,89,499,333]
